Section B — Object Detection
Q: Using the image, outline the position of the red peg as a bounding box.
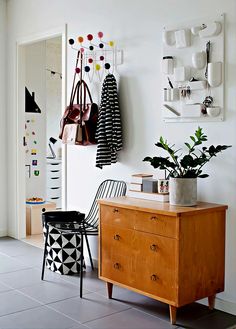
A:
[98,31,103,38]
[88,58,93,64]
[75,68,81,73]
[87,34,93,41]
[100,56,104,61]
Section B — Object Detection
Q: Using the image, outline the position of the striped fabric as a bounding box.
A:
[95,74,122,169]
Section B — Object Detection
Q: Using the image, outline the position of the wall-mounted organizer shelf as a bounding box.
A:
[162,14,224,123]
[68,32,123,82]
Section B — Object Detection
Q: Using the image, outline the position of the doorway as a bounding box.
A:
[16,27,67,244]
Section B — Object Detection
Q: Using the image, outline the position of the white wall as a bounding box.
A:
[0,0,7,236]
[6,0,236,309]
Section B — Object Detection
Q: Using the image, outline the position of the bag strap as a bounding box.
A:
[83,80,93,104]
[69,50,80,106]
[76,80,93,106]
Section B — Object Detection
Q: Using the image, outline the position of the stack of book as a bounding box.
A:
[129,174,153,192]
[128,173,169,202]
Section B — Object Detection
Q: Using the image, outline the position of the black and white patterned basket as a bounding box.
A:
[43,224,84,275]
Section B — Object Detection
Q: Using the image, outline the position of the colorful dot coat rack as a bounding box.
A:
[69,32,123,82]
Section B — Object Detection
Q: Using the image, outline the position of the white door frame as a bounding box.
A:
[16,25,68,239]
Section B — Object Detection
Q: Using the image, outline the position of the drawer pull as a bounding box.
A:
[150,244,158,251]
[113,208,119,213]
[150,216,158,221]
[113,262,120,270]
[150,274,158,281]
[114,234,120,241]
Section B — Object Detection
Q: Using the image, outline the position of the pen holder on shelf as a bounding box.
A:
[207,62,222,87]
[174,66,190,82]
[164,88,179,102]
[162,56,174,74]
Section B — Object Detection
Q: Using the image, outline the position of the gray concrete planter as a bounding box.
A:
[169,177,197,206]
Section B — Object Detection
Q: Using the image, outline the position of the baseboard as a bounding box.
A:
[0,230,7,237]
[198,297,236,316]
[84,256,98,269]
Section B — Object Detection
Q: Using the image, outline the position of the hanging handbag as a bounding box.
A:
[75,80,98,146]
[59,50,81,139]
[62,123,82,145]
[59,51,98,145]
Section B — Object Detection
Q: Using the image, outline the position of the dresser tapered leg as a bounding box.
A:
[169,305,177,325]
[208,295,216,310]
[106,282,113,299]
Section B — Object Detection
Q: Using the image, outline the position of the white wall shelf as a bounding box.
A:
[162,14,225,123]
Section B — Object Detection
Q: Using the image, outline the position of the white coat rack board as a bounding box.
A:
[161,14,225,123]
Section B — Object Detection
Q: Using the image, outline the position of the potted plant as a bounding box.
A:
[143,127,231,206]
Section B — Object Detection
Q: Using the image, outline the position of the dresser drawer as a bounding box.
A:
[101,254,135,287]
[101,224,134,258]
[100,205,135,229]
[134,211,177,238]
[134,231,176,301]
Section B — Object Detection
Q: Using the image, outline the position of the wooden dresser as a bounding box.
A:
[98,197,227,324]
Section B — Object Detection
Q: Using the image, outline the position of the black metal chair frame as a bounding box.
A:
[41,179,127,298]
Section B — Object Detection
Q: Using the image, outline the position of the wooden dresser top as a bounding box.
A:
[98,196,228,216]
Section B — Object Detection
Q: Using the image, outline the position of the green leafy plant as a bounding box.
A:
[143,127,231,178]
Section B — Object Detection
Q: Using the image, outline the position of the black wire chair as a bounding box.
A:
[41,179,127,296]
[80,179,127,269]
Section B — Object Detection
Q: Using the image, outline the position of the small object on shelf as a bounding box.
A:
[192,51,207,69]
[174,66,190,82]
[131,174,153,184]
[199,21,222,38]
[191,24,206,35]
[164,88,179,102]
[206,106,221,117]
[143,179,158,193]
[129,183,143,192]
[175,29,191,48]
[163,104,180,116]
[181,104,203,117]
[205,41,211,79]
[207,62,222,87]
[162,56,174,75]
[187,80,207,90]
[167,76,174,88]
[162,30,176,46]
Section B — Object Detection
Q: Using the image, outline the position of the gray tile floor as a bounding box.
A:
[0,237,236,329]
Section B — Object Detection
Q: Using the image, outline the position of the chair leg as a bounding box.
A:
[84,232,94,270]
[80,233,84,298]
[41,226,49,280]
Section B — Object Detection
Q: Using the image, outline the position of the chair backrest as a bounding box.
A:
[85,179,127,228]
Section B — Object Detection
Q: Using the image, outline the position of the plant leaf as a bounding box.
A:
[198,174,209,178]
